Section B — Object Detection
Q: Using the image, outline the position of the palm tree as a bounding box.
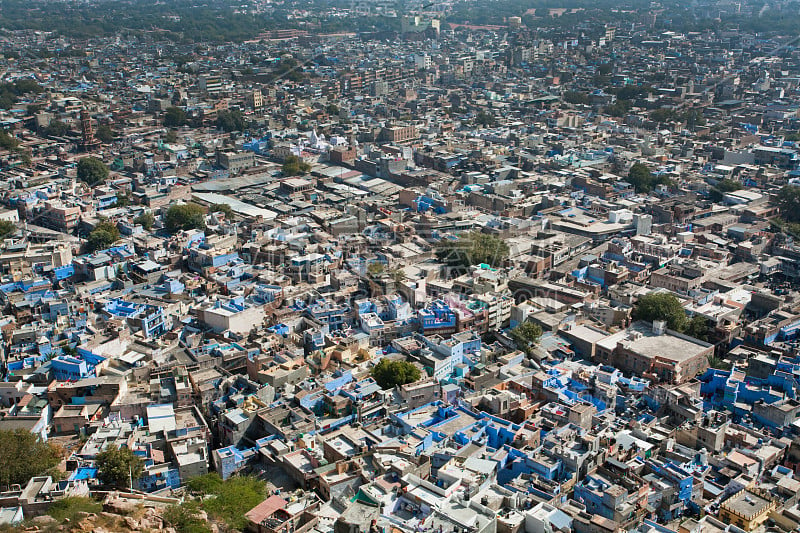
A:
[706,353,731,370]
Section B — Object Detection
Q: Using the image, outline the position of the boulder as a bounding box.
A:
[140,516,163,530]
[104,499,138,515]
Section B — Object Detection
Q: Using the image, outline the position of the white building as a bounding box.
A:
[198,297,265,334]
[415,54,432,70]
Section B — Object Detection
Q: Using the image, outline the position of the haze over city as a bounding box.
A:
[0,1,800,532]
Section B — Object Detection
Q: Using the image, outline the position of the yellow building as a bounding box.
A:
[719,489,776,531]
[401,15,440,35]
[248,89,263,109]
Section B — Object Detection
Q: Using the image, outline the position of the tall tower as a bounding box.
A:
[80,108,100,152]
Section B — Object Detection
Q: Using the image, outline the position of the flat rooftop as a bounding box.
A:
[722,490,771,517]
[566,324,609,344]
[193,192,277,220]
[625,332,709,362]
[599,321,711,362]
[326,435,358,457]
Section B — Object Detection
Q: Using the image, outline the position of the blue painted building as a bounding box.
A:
[104,299,166,339]
[214,444,259,480]
[698,367,799,426]
[50,356,90,381]
[573,473,629,521]
[419,300,457,332]
[306,299,350,331]
[645,459,696,521]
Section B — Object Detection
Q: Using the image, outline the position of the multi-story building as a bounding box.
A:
[719,489,777,531]
[37,201,81,232]
[103,299,166,339]
[594,321,713,384]
[216,150,255,174]
[380,125,417,143]
[197,297,265,335]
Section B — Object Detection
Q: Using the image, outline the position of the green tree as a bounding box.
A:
[116,191,131,207]
[215,109,247,132]
[708,178,741,202]
[186,474,265,531]
[777,185,800,223]
[163,500,212,533]
[282,154,311,176]
[0,220,16,239]
[187,472,224,494]
[62,344,78,357]
[707,353,731,370]
[627,162,656,193]
[0,130,19,151]
[164,107,187,128]
[77,156,109,186]
[12,79,43,95]
[683,109,706,128]
[563,91,589,105]
[371,359,421,389]
[165,203,206,232]
[0,80,42,110]
[509,322,543,356]
[685,315,709,342]
[48,497,102,522]
[391,267,406,283]
[605,100,632,117]
[86,220,121,252]
[95,124,114,144]
[208,203,234,219]
[650,108,680,123]
[95,445,144,489]
[133,212,155,230]
[164,129,178,144]
[0,429,62,486]
[43,119,69,137]
[367,262,385,277]
[631,292,688,332]
[435,231,509,272]
[613,85,651,100]
[326,103,340,115]
[271,58,304,83]
[474,110,495,127]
